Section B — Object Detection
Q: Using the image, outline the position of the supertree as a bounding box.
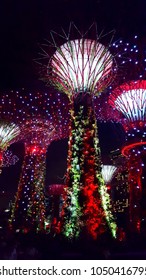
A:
[94,34,146,119]
[0,89,69,232]
[109,80,146,233]
[11,118,56,232]
[93,35,146,233]
[0,122,20,171]
[38,23,117,239]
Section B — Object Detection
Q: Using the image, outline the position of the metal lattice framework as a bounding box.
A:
[0,89,70,141]
[50,39,113,98]
[20,118,56,154]
[38,23,115,100]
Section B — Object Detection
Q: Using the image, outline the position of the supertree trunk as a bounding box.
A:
[63,95,106,239]
[82,109,105,239]
[10,147,46,233]
[63,104,83,238]
[127,149,143,232]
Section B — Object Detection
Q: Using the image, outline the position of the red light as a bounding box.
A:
[26,145,46,155]
[47,184,66,195]
[107,185,111,190]
[0,152,3,162]
[109,80,146,104]
[122,141,146,157]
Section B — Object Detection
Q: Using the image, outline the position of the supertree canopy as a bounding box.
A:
[0,89,70,232]
[94,34,146,120]
[0,122,20,169]
[109,80,145,122]
[109,80,146,233]
[49,39,113,99]
[39,24,117,239]
[101,165,117,184]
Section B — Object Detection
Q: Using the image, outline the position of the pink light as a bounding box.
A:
[47,184,66,195]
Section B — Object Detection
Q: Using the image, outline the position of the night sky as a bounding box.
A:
[0,0,145,209]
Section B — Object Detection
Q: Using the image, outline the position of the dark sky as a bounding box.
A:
[0,0,145,209]
[0,0,146,89]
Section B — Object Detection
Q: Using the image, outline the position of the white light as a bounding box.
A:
[114,88,146,122]
[0,122,20,150]
[51,39,113,95]
[101,165,117,183]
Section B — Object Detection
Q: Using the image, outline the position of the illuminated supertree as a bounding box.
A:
[0,122,20,170]
[39,24,117,239]
[94,34,146,120]
[11,118,56,232]
[0,89,69,232]
[90,34,146,237]
[109,80,146,233]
